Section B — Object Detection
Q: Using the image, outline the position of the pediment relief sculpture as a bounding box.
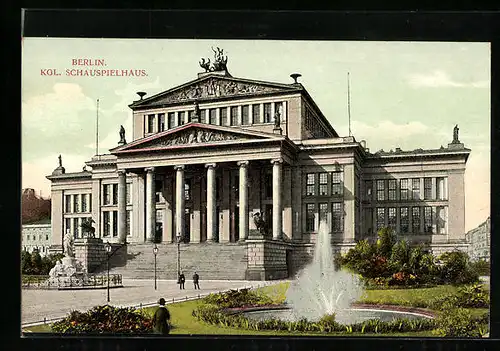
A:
[154,78,286,104]
[134,128,252,149]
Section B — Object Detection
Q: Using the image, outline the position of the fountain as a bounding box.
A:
[285,220,364,323]
[242,221,433,324]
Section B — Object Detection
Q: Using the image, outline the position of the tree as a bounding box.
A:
[21,250,33,275]
[30,250,43,275]
[376,227,396,258]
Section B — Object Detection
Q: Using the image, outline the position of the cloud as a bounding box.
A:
[407,70,489,88]
[347,120,430,151]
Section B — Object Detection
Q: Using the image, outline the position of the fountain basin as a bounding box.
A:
[239,305,434,325]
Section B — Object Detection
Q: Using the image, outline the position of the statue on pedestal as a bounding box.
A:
[81,218,96,238]
[64,231,75,258]
[274,110,281,129]
[453,124,460,143]
[58,154,62,167]
[119,125,127,144]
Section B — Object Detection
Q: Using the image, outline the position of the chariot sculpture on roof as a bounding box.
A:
[199,47,228,73]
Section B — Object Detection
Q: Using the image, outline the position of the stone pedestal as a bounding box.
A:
[74,238,106,273]
[245,238,289,280]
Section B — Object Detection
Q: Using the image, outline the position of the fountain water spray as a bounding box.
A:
[285,220,364,322]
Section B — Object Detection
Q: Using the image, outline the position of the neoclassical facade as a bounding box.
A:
[47,56,470,279]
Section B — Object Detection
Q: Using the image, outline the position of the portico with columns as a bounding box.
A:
[108,123,297,249]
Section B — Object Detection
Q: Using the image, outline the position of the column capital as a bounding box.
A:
[271,158,283,165]
[205,163,217,169]
[117,169,127,176]
[145,167,155,173]
[237,160,249,167]
[174,165,185,171]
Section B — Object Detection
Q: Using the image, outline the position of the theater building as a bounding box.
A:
[46,54,470,280]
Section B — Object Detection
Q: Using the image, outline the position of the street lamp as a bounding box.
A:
[176,233,181,278]
[105,241,112,303]
[153,244,158,290]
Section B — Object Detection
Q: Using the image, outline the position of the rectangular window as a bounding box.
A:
[65,195,71,213]
[376,208,385,230]
[73,218,79,239]
[147,114,155,133]
[82,194,88,212]
[275,102,283,118]
[412,207,421,233]
[126,210,131,236]
[331,171,343,195]
[89,194,92,212]
[319,202,328,223]
[436,206,446,234]
[178,111,185,125]
[436,177,445,200]
[388,180,397,201]
[200,109,206,123]
[319,173,328,195]
[46,235,49,241]
[73,194,79,213]
[400,207,409,233]
[265,173,273,198]
[376,180,385,201]
[65,218,71,235]
[241,105,249,125]
[388,207,396,230]
[306,203,316,231]
[103,212,110,237]
[400,179,409,200]
[209,108,217,125]
[252,104,260,124]
[424,178,432,200]
[126,183,131,204]
[220,108,228,126]
[412,178,420,200]
[306,173,316,196]
[187,110,193,123]
[112,184,118,205]
[158,113,165,132]
[168,112,175,129]
[332,202,342,232]
[264,103,272,123]
[365,180,373,199]
[112,211,118,237]
[424,207,433,233]
[230,106,238,125]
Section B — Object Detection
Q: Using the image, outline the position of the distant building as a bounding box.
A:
[22,223,52,256]
[465,217,490,261]
[22,188,51,224]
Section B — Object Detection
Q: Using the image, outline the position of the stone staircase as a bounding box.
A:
[108,242,249,280]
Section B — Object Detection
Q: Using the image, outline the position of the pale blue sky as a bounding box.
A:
[21,39,490,231]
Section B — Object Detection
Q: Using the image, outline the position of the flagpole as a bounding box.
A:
[348,72,352,137]
[96,99,99,157]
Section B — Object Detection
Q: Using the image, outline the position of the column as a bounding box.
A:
[283,166,293,240]
[205,163,217,241]
[117,170,127,243]
[145,167,156,242]
[272,158,283,240]
[164,175,174,243]
[221,169,231,242]
[238,161,249,241]
[431,177,437,200]
[192,175,201,243]
[175,165,185,241]
[259,103,264,123]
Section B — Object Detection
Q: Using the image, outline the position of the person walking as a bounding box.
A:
[153,298,171,335]
[193,271,200,290]
[178,272,185,290]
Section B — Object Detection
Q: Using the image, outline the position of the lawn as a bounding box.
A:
[22,282,488,336]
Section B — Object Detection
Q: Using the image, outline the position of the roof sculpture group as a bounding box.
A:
[199,47,228,73]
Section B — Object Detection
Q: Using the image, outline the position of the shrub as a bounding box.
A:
[469,259,490,276]
[438,251,479,285]
[376,228,397,259]
[203,288,274,308]
[51,305,154,334]
[433,307,483,337]
[429,283,490,310]
[21,251,64,275]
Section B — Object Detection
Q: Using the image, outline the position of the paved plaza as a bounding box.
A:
[22,279,274,326]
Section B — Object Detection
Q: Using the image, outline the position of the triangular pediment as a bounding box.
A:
[129,74,301,108]
[111,123,284,154]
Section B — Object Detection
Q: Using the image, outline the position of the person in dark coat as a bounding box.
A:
[153,298,170,335]
[193,272,200,290]
[178,272,185,290]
